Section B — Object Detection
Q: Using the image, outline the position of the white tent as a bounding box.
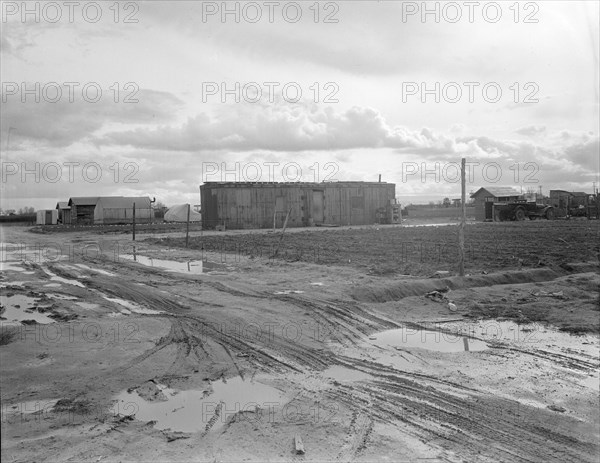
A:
[164,204,202,222]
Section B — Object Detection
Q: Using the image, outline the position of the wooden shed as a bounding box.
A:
[36,209,58,225]
[56,201,71,224]
[200,181,396,230]
[470,187,522,221]
[68,197,99,225]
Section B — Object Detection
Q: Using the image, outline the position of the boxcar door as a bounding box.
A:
[312,190,324,224]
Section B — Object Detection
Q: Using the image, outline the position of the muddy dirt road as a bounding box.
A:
[1,221,599,462]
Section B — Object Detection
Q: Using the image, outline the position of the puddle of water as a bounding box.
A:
[44,283,62,288]
[402,222,455,228]
[121,254,230,274]
[41,268,85,288]
[103,297,163,315]
[74,264,115,277]
[0,295,56,325]
[0,281,27,287]
[437,320,600,358]
[115,377,285,433]
[322,366,373,382]
[370,327,489,353]
[0,262,35,274]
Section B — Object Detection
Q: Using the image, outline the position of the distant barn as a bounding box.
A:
[65,196,152,225]
[200,181,397,229]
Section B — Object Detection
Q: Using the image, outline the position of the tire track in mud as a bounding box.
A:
[268,294,401,346]
[323,374,598,463]
[491,345,600,371]
[336,410,374,462]
[45,262,599,462]
[61,266,334,375]
[322,352,598,462]
[68,262,405,376]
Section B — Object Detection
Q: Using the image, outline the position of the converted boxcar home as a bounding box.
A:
[200,181,398,229]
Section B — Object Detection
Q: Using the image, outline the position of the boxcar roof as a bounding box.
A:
[201,181,392,188]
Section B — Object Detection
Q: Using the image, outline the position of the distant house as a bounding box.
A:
[470,187,522,221]
[66,196,152,225]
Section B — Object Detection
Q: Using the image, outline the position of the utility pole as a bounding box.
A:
[185,203,191,248]
[458,158,466,277]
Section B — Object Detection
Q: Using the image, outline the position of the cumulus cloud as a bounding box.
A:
[1,89,183,147]
[563,137,600,171]
[515,125,546,136]
[98,102,464,154]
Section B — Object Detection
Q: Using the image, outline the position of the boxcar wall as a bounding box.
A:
[200,182,395,230]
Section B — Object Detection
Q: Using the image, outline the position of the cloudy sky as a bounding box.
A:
[1,0,598,210]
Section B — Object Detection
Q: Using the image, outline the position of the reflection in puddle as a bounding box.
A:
[0,294,56,324]
[115,377,285,433]
[370,328,488,353]
[435,320,599,357]
[322,366,373,382]
[121,254,230,274]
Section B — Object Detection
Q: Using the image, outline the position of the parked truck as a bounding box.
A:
[493,200,555,221]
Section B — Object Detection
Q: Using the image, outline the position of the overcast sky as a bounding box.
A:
[1,0,598,210]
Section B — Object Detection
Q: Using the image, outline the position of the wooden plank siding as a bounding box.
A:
[95,207,152,224]
[200,182,395,230]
